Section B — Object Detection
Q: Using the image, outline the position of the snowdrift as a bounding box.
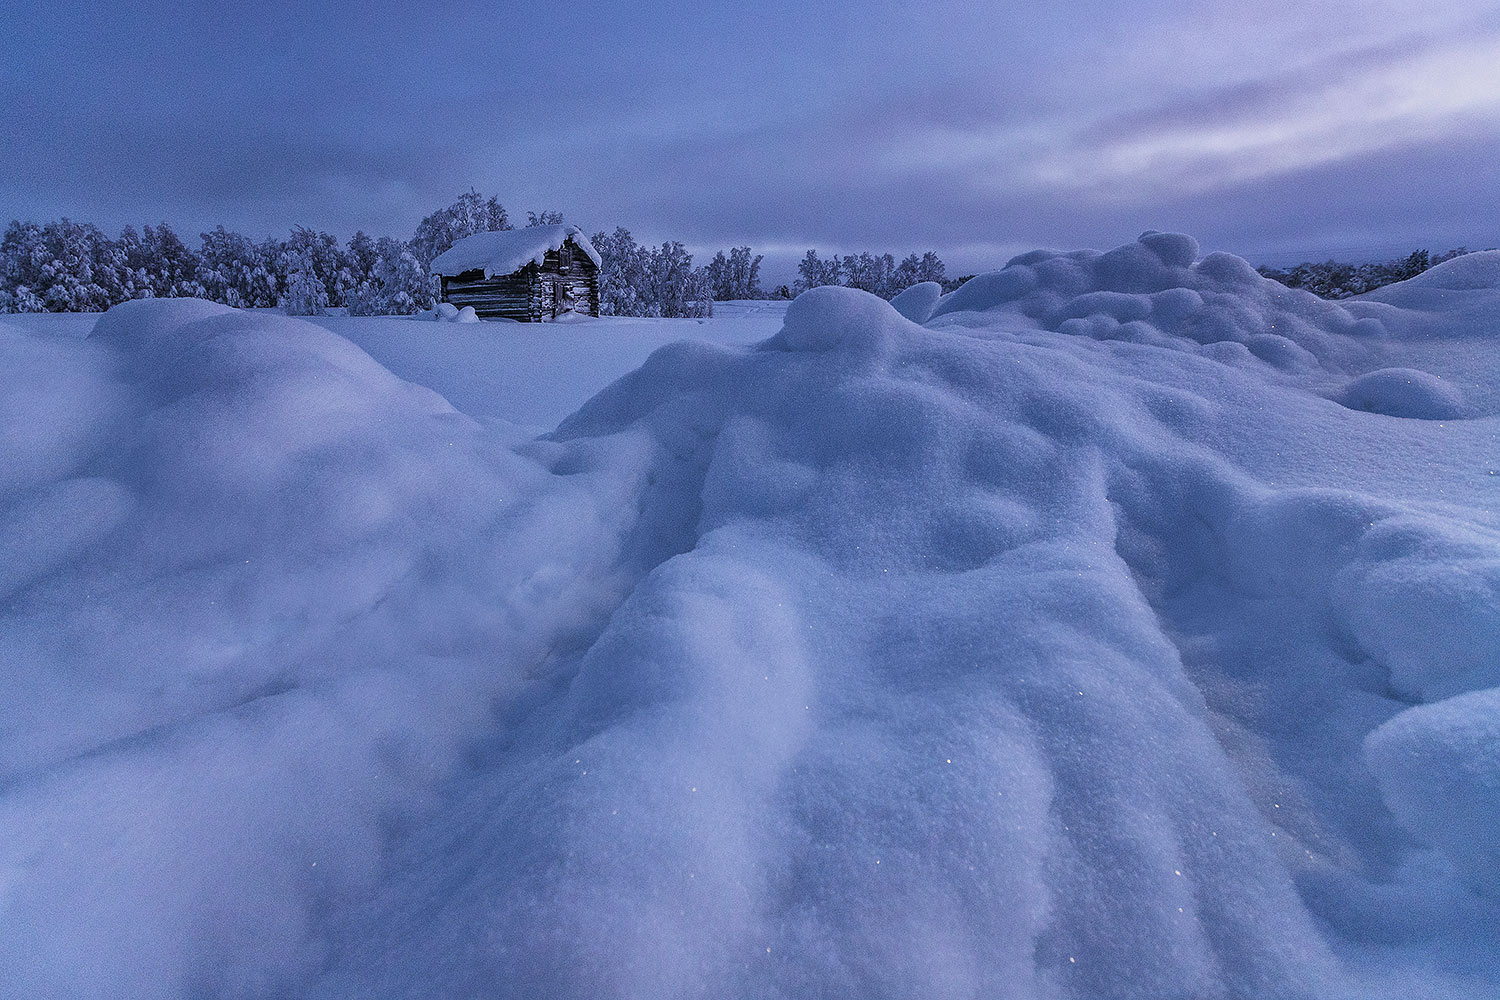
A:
[1,235,1497,1000]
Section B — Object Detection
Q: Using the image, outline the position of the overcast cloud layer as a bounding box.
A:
[3,0,1498,278]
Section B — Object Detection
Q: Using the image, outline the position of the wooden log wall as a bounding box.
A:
[442,266,542,321]
[439,238,601,321]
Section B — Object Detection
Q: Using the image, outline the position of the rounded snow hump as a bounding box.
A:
[1338,367,1467,419]
[922,231,1363,371]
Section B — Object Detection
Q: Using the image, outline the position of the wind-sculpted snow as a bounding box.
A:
[927,230,1381,373]
[1,234,1497,1000]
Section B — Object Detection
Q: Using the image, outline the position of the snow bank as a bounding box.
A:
[1397,249,1500,291]
[428,224,602,278]
[0,301,629,997]
[929,231,1367,371]
[4,232,1498,1000]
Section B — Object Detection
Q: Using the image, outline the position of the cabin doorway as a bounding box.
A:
[546,277,573,319]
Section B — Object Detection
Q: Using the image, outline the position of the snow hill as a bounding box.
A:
[1,238,1496,999]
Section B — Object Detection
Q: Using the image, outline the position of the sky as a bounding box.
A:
[3,0,1499,283]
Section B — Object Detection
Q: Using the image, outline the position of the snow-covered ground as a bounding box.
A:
[1,243,1496,999]
[5,301,789,435]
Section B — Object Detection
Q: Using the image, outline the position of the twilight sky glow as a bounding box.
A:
[3,0,1498,280]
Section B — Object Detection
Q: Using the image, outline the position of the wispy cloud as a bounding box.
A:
[891,31,1500,203]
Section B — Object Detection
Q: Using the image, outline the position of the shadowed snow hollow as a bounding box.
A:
[2,234,1497,1000]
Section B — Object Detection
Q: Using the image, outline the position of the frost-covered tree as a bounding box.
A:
[591,227,652,316]
[409,191,511,267]
[589,228,713,317]
[894,251,945,291]
[526,210,564,227]
[643,241,712,318]
[794,250,843,293]
[276,228,345,307]
[196,225,278,308]
[345,231,379,285]
[841,251,898,298]
[114,226,153,299]
[118,223,202,299]
[705,246,763,300]
[793,247,945,299]
[278,250,330,315]
[0,219,122,312]
[153,224,201,297]
[347,237,433,315]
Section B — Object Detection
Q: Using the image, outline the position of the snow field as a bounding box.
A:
[0,239,1497,999]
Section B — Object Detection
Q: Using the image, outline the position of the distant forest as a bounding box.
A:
[0,191,953,318]
[0,190,1486,315]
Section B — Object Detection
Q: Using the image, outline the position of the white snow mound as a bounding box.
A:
[1337,367,1467,419]
[929,232,1367,371]
[1366,688,1500,888]
[889,280,943,322]
[3,241,1498,1000]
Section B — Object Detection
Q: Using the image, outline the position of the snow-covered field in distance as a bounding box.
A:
[7,300,790,434]
[1,242,1497,999]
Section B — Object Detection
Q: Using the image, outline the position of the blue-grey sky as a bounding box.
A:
[3,0,1498,281]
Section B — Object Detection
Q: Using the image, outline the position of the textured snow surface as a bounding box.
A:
[428,224,602,277]
[1,236,1498,1000]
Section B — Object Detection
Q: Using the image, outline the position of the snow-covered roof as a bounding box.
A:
[428,225,601,278]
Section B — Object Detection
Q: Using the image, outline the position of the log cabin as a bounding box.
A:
[429,225,601,321]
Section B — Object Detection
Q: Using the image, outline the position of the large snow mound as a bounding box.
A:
[3,239,1499,1000]
[928,231,1374,372]
[428,224,602,277]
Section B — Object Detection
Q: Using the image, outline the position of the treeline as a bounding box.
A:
[0,188,958,316]
[1256,248,1484,299]
[0,218,439,316]
[794,249,951,298]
